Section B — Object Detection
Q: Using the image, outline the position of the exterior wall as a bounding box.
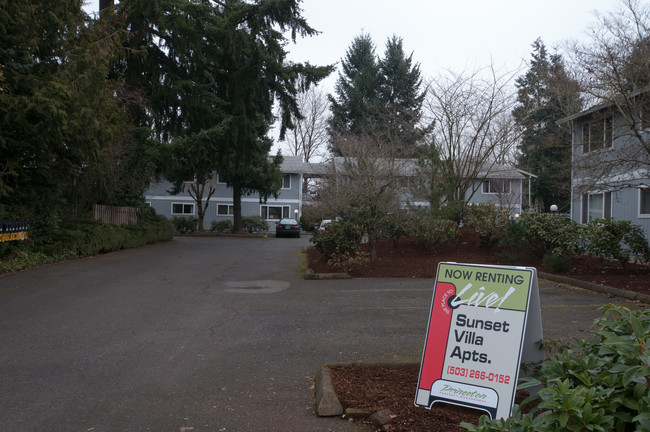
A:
[145,172,303,231]
[464,179,524,215]
[569,109,650,243]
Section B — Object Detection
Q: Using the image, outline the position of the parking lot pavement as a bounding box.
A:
[0,235,645,431]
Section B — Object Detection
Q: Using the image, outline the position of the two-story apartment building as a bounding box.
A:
[323,157,531,215]
[145,156,315,231]
[145,155,532,230]
[560,98,650,241]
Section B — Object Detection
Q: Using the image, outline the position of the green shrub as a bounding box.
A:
[462,305,650,432]
[310,220,363,261]
[581,218,650,269]
[520,212,581,258]
[1,217,173,274]
[380,210,415,247]
[498,219,526,265]
[411,217,459,251]
[241,215,268,233]
[211,220,234,233]
[434,200,468,224]
[465,203,510,248]
[541,251,572,273]
[171,216,198,233]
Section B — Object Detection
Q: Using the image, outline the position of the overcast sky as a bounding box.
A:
[83,0,620,84]
[82,0,621,151]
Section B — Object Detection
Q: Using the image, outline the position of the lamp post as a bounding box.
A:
[550,204,558,215]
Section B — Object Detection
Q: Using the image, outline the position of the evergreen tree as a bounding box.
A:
[513,39,582,211]
[328,33,381,154]
[110,0,330,232]
[378,36,430,157]
[0,0,136,221]
[210,0,331,232]
[328,33,429,157]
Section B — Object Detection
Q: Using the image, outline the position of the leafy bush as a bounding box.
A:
[310,220,364,261]
[411,217,459,251]
[434,200,468,224]
[520,212,581,258]
[211,220,233,233]
[241,215,269,233]
[171,216,198,233]
[462,305,650,432]
[499,219,526,265]
[541,251,572,273]
[465,203,510,248]
[580,218,650,269]
[380,210,415,247]
[0,216,173,274]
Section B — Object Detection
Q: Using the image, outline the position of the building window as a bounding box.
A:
[172,203,194,215]
[217,204,234,216]
[282,174,291,189]
[582,192,612,223]
[482,179,511,194]
[582,115,613,152]
[640,188,650,216]
[261,205,289,220]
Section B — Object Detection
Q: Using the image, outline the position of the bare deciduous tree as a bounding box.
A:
[284,86,330,162]
[316,127,405,262]
[566,0,650,191]
[424,66,520,203]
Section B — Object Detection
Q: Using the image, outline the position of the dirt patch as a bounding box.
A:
[306,227,650,296]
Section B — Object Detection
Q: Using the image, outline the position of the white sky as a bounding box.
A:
[83,0,620,82]
[82,0,621,151]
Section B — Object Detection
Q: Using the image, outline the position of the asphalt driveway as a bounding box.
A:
[0,235,643,431]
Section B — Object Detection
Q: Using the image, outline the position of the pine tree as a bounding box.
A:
[0,0,134,219]
[328,33,381,155]
[378,36,430,157]
[210,0,331,232]
[328,33,429,157]
[513,39,582,211]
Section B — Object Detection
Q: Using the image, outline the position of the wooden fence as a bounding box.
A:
[93,205,138,226]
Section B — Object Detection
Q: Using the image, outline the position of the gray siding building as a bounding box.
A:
[560,100,650,241]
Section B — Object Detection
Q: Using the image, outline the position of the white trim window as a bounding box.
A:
[482,179,511,194]
[217,204,234,216]
[282,174,291,189]
[582,115,613,153]
[640,187,650,217]
[581,192,612,223]
[172,203,195,215]
[261,205,289,220]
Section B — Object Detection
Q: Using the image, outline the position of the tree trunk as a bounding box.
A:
[368,215,378,263]
[99,0,113,12]
[233,182,243,233]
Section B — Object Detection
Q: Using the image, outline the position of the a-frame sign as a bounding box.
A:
[415,262,543,420]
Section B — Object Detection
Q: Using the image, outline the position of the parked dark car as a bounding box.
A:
[275,218,301,238]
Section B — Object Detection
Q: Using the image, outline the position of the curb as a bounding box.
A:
[304,269,351,280]
[304,269,649,304]
[315,362,420,417]
[538,271,650,304]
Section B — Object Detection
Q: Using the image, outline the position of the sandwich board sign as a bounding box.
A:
[414,262,543,420]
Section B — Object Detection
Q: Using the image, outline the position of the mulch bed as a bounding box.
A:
[328,364,531,432]
[308,227,649,430]
[306,227,650,296]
